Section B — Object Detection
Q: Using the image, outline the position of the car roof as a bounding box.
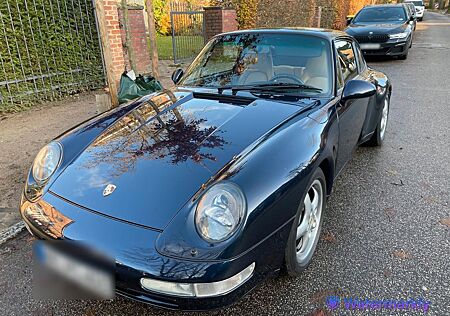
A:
[216,28,349,41]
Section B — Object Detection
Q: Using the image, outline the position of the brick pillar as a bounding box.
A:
[118,6,152,74]
[102,0,126,87]
[204,7,238,41]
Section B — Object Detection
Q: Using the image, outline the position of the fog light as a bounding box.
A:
[140,262,255,298]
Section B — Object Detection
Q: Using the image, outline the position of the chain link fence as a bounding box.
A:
[0,0,105,113]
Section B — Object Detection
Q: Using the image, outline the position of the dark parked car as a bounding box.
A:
[346,4,414,59]
[20,29,391,310]
[403,2,417,31]
[405,0,425,21]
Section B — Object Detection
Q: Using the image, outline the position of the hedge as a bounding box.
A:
[0,0,104,113]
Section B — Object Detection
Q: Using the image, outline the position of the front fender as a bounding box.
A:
[156,113,335,262]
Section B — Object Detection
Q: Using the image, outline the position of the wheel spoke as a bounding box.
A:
[296,193,312,240]
[303,193,313,217]
[300,232,310,252]
[297,219,308,240]
[311,187,319,215]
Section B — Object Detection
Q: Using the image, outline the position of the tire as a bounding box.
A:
[398,48,408,60]
[419,17,423,22]
[365,95,389,147]
[285,168,326,276]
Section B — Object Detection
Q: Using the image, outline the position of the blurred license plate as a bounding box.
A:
[360,43,381,50]
[34,241,114,299]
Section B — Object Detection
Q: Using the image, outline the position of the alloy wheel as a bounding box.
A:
[295,179,323,263]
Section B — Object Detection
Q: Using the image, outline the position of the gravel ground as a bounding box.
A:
[0,12,449,316]
[0,93,99,232]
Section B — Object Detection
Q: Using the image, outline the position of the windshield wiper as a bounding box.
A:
[217,83,322,94]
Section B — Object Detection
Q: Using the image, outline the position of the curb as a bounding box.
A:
[0,221,25,245]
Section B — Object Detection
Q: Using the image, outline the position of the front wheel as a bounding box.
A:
[285,168,326,276]
[398,49,408,60]
[365,95,389,146]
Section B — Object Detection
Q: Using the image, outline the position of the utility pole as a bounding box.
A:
[94,0,118,107]
[145,0,160,79]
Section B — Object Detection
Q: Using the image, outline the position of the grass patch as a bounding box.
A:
[156,36,174,60]
[155,35,204,61]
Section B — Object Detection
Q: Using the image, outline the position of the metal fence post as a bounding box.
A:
[317,6,322,28]
[170,10,178,64]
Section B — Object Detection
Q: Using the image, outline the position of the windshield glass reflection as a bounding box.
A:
[180,33,332,95]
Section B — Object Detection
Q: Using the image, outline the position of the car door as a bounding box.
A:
[334,38,371,173]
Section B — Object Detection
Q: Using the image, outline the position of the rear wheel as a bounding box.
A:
[365,95,389,147]
[285,168,326,276]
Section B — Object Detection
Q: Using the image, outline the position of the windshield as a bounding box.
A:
[405,1,424,6]
[179,33,332,95]
[353,7,407,24]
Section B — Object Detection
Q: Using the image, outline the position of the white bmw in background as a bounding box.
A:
[405,0,426,21]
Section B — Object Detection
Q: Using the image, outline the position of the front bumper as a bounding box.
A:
[20,192,287,310]
[360,40,409,57]
[416,10,424,18]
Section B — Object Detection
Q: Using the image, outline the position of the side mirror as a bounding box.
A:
[171,68,184,84]
[341,80,376,102]
[346,16,353,26]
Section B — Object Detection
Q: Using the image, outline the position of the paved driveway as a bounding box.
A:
[0,11,449,316]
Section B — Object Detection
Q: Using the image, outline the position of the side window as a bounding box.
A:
[335,40,358,86]
[353,42,367,72]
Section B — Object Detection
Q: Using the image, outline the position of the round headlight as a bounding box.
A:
[195,182,246,243]
[32,142,62,183]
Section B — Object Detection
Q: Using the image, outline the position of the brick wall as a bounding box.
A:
[118,6,152,74]
[102,0,125,87]
[204,7,238,41]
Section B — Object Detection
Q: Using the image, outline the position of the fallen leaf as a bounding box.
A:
[384,207,396,222]
[439,218,450,227]
[393,249,412,260]
[386,169,398,176]
[383,269,392,277]
[309,309,330,316]
[310,289,338,304]
[321,232,337,243]
[83,309,95,316]
[391,179,404,186]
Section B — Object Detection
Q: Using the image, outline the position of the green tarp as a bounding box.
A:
[118,72,163,104]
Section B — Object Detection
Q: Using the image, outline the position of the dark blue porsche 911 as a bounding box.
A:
[21,28,391,310]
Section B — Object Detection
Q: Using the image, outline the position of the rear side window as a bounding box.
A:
[335,40,358,87]
[353,42,367,72]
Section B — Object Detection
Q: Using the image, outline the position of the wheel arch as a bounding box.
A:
[318,156,335,196]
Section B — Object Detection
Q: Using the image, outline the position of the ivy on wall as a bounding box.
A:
[0,0,104,113]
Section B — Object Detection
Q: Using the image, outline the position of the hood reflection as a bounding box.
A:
[83,90,227,177]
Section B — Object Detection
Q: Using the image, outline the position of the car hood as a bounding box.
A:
[49,89,306,230]
[346,23,406,35]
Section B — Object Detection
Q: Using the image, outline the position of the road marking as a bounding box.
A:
[413,43,449,49]
[0,221,25,245]
[419,23,450,26]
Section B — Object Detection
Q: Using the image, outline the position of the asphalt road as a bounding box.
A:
[1,11,449,316]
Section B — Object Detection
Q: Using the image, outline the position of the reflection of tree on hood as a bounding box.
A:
[82,108,227,178]
[138,117,227,164]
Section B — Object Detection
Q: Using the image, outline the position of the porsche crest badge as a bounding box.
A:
[103,184,116,197]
